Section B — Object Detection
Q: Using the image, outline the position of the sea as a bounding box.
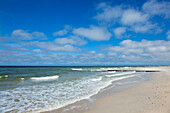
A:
[0,66,152,113]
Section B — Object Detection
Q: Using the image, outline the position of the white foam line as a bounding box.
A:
[6,73,139,113]
[107,71,116,73]
[91,77,102,81]
[0,75,8,79]
[105,71,135,77]
[35,80,113,113]
[40,73,138,113]
[111,74,136,82]
[30,75,59,81]
[20,78,25,80]
[71,68,83,71]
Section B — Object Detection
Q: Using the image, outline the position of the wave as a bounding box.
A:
[90,68,119,72]
[107,71,116,73]
[91,77,102,81]
[0,75,8,79]
[20,78,24,80]
[12,76,25,81]
[71,68,83,71]
[30,75,59,81]
[111,74,136,82]
[70,67,132,72]
[105,71,136,77]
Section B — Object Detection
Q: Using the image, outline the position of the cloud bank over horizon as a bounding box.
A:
[0,0,170,65]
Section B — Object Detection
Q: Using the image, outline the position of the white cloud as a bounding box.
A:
[1,38,170,65]
[142,0,170,18]
[113,27,126,38]
[2,44,29,51]
[95,3,150,26]
[121,9,149,25]
[53,25,72,36]
[131,22,162,33]
[17,40,82,52]
[53,29,68,36]
[94,3,161,34]
[73,26,112,41]
[32,49,41,53]
[94,3,123,22]
[105,39,170,62]
[12,29,47,40]
[12,29,32,40]
[3,29,84,53]
[54,36,87,46]
[89,51,96,54]
[107,52,117,56]
[79,51,105,60]
[167,30,170,40]
[36,41,81,52]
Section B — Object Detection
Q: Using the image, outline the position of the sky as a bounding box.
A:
[0,0,170,66]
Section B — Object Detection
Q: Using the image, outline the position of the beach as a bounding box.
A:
[1,66,170,113]
[1,0,170,112]
[0,66,150,112]
[84,66,170,113]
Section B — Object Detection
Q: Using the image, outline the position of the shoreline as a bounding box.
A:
[84,66,170,113]
[43,67,155,113]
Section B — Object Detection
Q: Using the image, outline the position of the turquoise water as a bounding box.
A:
[0,66,149,113]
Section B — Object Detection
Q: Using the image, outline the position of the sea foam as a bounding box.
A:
[30,75,59,81]
[105,71,136,77]
[91,77,102,81]
[71,68,83,71]
[0,66,150,113]
[0,75,8,79]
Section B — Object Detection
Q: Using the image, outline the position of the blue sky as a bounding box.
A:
[0,0,170,66]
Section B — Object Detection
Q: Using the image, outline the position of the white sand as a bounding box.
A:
[84,66,170,113]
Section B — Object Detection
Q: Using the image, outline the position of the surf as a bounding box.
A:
[30,75,59,81]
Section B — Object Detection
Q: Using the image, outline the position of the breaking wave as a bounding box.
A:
[30,75,59,81]
[91,77,102,81]
[105,71,136,77]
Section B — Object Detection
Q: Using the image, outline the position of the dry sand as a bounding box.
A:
[84,66,170,113]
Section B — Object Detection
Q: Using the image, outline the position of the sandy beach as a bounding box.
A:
[84,66,170,113]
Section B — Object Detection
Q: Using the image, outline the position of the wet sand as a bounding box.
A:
[84,66,170,113]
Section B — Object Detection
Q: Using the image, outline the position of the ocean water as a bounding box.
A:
[0,66,150,113]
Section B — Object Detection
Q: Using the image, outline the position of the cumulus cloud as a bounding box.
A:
[53,25,72,36]
[0,36,16,42]
[94,2,162,34]
[2,44,29,51]
[54,36,87,46]
[73,26,112,41]
[36,41,81,52]
[107,52,117,56]
[131,22,162,33]
[32,49,41,53]
[12,29,47,40]
[19,40,82,52]
[121,9,149,26]
[0,50,43,65]
[113,27,127,38]
[0,29,84,53]
[104,39,170,62]
[1,38,170,65]
[76,51,106,64]
[94,3,123,22]
[142,0,170,18]
[53,29,68,36]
